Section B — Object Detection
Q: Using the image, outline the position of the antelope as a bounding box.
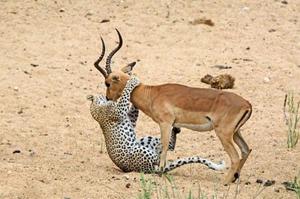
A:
[93,29,252,185]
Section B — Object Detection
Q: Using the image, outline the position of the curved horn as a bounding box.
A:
[105,28,123,74]
[94,37,107,78]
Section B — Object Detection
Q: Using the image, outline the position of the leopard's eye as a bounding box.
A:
[105,82,110,87]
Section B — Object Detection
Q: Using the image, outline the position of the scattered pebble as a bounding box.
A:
[245,181,251,185]
[79,61,87,65]
[122,175,130,180]
[111,176,120,180]
[242,6,250,11]
[256,179,275,186]
[125,183,131,188]
[212,65,232,70]
[281,0,288,4]
[59,8,65,13]
[23,70,31,75]
[269,29,276,32]
[13,150,21,154]
[246,47,250,50]
[29,149,35,156]
[17,108,23,114]
[13,87,19,91]
[189,18,214,26]
[30,63,39,67]
[263,77,270,83]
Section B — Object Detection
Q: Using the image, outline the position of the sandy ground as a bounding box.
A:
[0,0,300,198]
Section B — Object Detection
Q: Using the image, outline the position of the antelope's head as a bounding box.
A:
[94,29,136,101]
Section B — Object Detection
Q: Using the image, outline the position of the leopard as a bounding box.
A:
[87,76,225,173]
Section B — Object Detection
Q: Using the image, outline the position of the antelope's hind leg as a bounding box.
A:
[215,128,240,185]
[233,130,252,173]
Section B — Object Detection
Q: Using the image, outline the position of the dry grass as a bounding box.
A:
[283,92,300,148]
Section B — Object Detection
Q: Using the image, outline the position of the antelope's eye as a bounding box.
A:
[105,82,110,87]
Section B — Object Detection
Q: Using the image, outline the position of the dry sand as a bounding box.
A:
[0,0,300,198]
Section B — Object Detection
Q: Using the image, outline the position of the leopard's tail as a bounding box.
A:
[162,156,225,173]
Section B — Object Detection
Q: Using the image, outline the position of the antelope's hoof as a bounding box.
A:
[232,172,240,183]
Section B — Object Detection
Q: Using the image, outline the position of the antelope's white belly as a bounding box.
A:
[174,122,213,132]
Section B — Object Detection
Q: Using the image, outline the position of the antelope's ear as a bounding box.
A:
[121,62,136,75]
[112,75,120,82]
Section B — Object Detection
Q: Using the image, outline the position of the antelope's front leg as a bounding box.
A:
[158,123,172,173]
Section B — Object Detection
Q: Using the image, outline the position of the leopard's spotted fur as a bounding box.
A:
[87,76,225,173]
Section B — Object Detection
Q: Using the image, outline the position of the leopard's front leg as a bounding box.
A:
[114,76,140,119]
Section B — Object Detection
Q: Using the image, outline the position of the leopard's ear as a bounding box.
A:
[121,62,136,75]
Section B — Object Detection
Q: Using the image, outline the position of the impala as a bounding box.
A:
[93,29,252,184]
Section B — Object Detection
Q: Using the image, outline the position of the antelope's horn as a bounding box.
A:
[94,37,107,78]
[105,28,123,74]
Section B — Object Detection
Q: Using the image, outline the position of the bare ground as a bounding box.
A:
[0,0,300,198]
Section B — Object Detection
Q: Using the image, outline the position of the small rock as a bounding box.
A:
[264,180,275,186]
[13,150,21,154]
[59,8,65,12]
[246,47,250,50]
[256,179,263,184]
[269,29,276,32]
[281,0,288,4]
[13,87,19,91]
[263,77,270,83]
[125,183,131,188]
[245,181,251,185]
[100,19,110,23]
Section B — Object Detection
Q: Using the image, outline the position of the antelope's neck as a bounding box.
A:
[130,84,153,117]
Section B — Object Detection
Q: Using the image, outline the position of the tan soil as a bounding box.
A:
[0,0,299,198]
